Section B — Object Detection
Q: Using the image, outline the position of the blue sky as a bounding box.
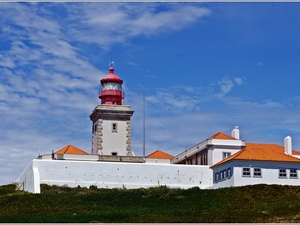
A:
[1,2,300,185]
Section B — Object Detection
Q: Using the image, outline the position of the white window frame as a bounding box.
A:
[220,170,224,181]
[223,152,231,159]
[242,167,251,177]
[227,168,231,178]
[253,167,262,177]
[279,168,287,178]
[289,168,298,179]
[222,170,227,180]
[215,172,219,183]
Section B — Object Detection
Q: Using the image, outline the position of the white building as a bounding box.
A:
[210,136,300,189]
[171,126,244,166]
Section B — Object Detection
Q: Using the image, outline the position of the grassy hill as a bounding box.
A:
[1,183,300,223]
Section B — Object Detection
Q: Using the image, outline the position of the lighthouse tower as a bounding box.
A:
[89,63,134,156]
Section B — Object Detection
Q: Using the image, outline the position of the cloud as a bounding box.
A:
[218,77,234,95]
[256,62,264,66]
[234,77,244,85]
[217,76,245,96]
[62,3,211,47]
[0,54,15,68]
[145,85,205,113]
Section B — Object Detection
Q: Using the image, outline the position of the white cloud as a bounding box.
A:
[218,77,234,95]
[145,85,204,113]
[218,76,244,96]
[62,3,211,47]
[256,62,264,66]
[0,54,15,68]
[234,77,244,85]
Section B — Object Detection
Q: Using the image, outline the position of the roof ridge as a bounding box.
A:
[55,144,89,155]
[211,142,300,168]
[209,132,236,140]
[248,142,300,155]
[146,150,174,159]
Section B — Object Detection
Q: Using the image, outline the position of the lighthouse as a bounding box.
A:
[89,63,134,156]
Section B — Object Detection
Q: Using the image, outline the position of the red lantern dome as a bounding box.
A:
[98,66,124,105]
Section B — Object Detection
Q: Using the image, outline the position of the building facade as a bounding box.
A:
[210,137,300,189]
[171,127,245,166]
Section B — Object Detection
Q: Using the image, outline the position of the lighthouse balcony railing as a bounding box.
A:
[98,90,124,98]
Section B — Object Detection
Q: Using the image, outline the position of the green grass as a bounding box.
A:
[1,183,300,222]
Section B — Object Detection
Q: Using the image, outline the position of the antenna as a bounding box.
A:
[143,92,146,163]
[109,50,114,67]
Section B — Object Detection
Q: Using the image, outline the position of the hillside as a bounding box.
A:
[1,183,300,223]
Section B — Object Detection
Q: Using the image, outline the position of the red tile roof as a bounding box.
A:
[55,145,89,155]
[211,143,300,168]
[146,150,174,159]
[210,132,236,140]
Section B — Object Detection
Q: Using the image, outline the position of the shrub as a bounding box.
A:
[89,184,98,191]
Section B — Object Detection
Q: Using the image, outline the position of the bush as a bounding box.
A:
[141,185,180,199]
[89,184,98,191]
[0,184,18,196]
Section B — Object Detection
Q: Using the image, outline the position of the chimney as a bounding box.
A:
[284,136,292,155]
[231,126,240,139]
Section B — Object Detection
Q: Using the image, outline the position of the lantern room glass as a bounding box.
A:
[102,82,122,91]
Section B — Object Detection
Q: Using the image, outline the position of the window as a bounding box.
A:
[111,152,118,156]
[112,123,118,133]
[242,167,251,177]
[197,155,201,165]
[253,168,262,177]
[203,153,207,165]
[279,168,287,178]
[227,168,231,178]
[223,152,231,159]
[93,122,98,134]
[215,172,219,183]
[290,169,298,178]
[102,82,121,91]
[220,171,224,180]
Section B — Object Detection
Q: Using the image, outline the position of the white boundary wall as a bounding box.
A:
[17,160,41,193]
[16,159,213,193]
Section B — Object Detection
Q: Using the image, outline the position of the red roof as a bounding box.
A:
[146,150,174,159]
[210,132,236,140]
[55,145,89,155]
[101,67,123,84]
[211,143,300,168]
